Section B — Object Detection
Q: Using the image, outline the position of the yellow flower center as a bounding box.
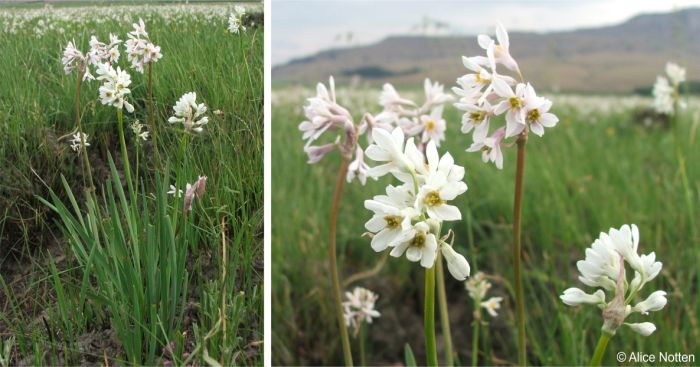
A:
[509,96,522,109]
[526,109,540,123]
[423,191,444,207]
[383,215,402,229]
[410,232,426,248]
[425,119,436,132]
[469,111,486,123]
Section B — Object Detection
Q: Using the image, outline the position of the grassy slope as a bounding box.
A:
[0,8,263,365]
[271,88,700,365]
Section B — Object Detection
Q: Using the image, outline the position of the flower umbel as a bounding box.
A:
[168,92,209,133]
[342,287,381,337]
[560,224,666,336]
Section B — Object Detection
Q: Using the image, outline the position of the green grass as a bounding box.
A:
[271,87,700,365]
[0,4,263,365]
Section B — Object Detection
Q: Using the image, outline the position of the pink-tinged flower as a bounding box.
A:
[477,22,520,74]
[493,81,527,138]
[62,40,93,81]
[299,77,356,163]
[423,78,453,109]
[419,106,447,146]
[183,176,207,214]
[358,111,394,144]
[455,99,494,142]
[467,127,505,169]
[347,146,373,185]
[379,83,416,112]
[304,140,338,164]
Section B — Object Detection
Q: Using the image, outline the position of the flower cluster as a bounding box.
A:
[88,33,122,66]
[299,77,453,186]
[653,62,686,115]
[363,127,470,280]
[130,120,149,142]
[228,6,246,34]
[69,132,90,152]
[168,92,209,133]
[96,63,134,112]
[342,287,381,336]
[466,272,502,318]
[62,40,92,81]
[125,18,163,73]
[560,224,666,336]
[374,79,454,148]
[454,22,558,169]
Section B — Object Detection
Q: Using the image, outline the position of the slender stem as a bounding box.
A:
[329,158,353,366]
[75,73,95,195]
[359,322,366,367]
[424,266,438,366]
[117,108,134,198]
[221,217,227,366]
[435,253,454,367]
[513,134,528,366]
[471,310,480,367]
[590,331,612,366]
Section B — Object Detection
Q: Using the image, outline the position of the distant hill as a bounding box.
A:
[272,8,700,93]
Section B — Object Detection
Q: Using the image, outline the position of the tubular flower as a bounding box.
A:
[560,224,667,336]
[183,176,207,214]
[62,40,93,81]
[168,92,209,133]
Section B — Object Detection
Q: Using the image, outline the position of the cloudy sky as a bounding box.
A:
[272,0,700,65]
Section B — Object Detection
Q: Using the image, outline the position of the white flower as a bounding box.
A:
[422,78,453,109]
[467,127,505,169]
[88,34,122,67]
[228,6,247,34]
[466,272,491,300]
[493,82,528,138]
[62,40,92,81]
[365,127,418,180]
[665,62,686,86]
[298,77,356,163]
[343,287,381,335]
[440,244,470,280]
[389,221,438,268]
[167,185,183,198]
[96,63,134,113]
[168,92,209,133]
[418,107,447,146]
[652,76,678,115]
[632,290,667,315]
[522,86,558,137]
[130,121,149,141]
[624,322,656,336]
[455,99,493,143]
[364,184,418,252]
[379,83,415,112]
[561,224,667,337]
[477,22,520,73]
[125,18,162,73]
[69,132,90,152]
[347,146,373,185]
[480,297,502,317]
[560,288,606,306]
[415,141,467,221]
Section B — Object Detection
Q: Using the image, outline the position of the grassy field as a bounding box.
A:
[271,87,700,365]
[0,3,263,365]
